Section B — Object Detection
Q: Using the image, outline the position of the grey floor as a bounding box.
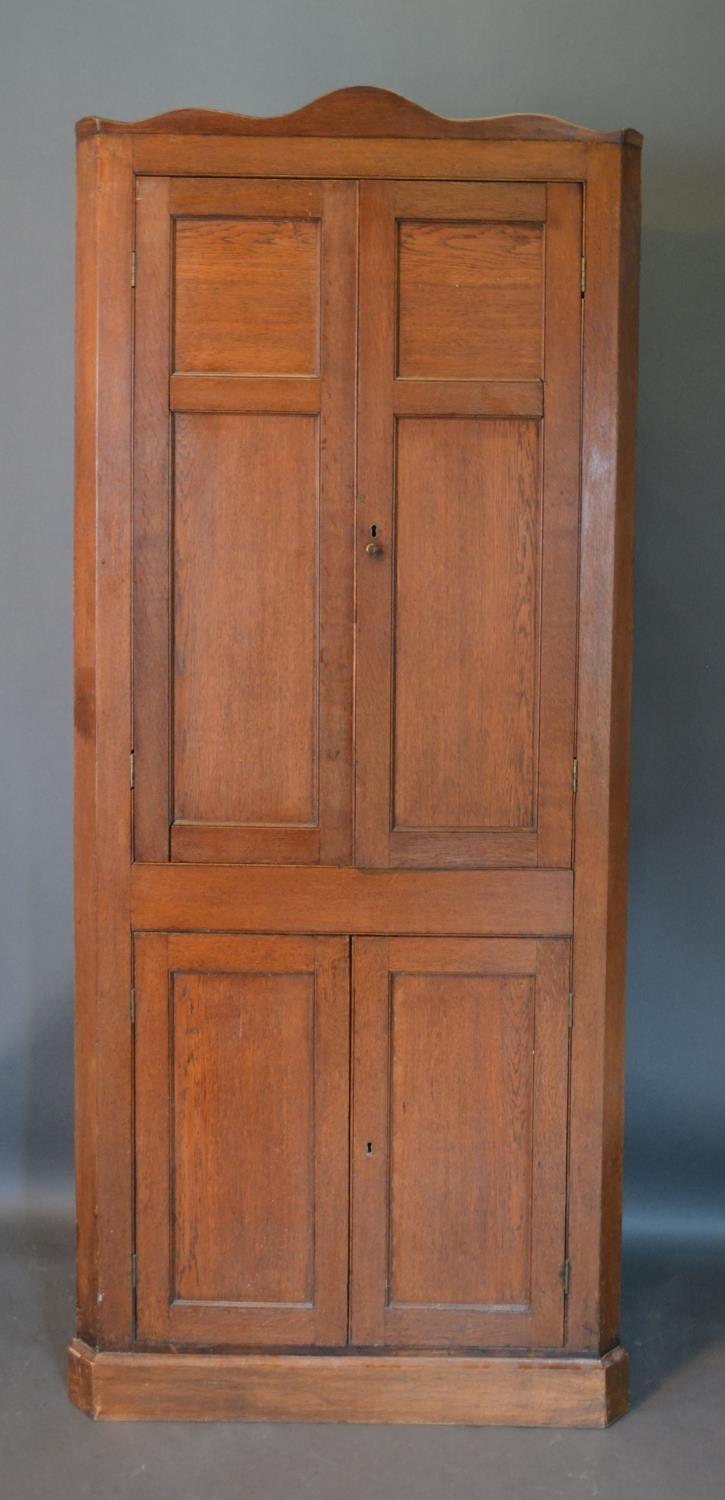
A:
[1,1213,724,1499]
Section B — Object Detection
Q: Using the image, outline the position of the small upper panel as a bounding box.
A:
[76,86,642,144]
[398,220,543,380]
[174,216,320,375]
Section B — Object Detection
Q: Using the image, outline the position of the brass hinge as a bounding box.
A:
[130,987,136,1025]
[131,1252,137,1290]
[580,256,586,296]
[130,751,135,789]
[131,251,136,289]
[561,1258,571,1297]
[568,991,574,1029]
[572,758,578,795]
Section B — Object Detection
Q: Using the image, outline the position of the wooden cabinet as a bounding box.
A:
[70,88,641,1427]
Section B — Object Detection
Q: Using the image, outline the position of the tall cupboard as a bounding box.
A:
[69,88,640,1425]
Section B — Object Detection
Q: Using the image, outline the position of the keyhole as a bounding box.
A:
[370,525,377,538]
[366,1142,374,1156]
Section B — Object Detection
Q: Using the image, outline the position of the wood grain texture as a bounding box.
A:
[169,374,321,414]
[535,182,583,865]
[393,418,539,831]
[132,178,355,866]
[74,135,135,1348]
[392,380,543,418]
[132,138,593,181]
[398,221,543,379]
[131,864,574,935]
[76,87,641,144]
[68,1340,629,1426]
[74,108,640,1420]
[133,177,172,861]
[566,143,640,1353]
[174,217,320,375]
[350,938,569,1348]
[134,934,350,1347]
[173,412,319,825]
[355,178,581,870]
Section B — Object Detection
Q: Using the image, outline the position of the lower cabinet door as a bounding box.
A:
[134,933,350,1347]
[350,937,570,1349]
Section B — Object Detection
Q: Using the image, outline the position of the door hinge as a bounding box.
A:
[131,1252,137,1290]
[572,757,578,795]
[130,987,136,1025]
[561,1258,571,1297]
[130,751,135,789]
[568,991,574,1029]
[131,251,136,288]
[580,255,586,295]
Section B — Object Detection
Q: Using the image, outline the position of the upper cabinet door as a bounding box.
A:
[355,181,582,869]
[133,178,357,863]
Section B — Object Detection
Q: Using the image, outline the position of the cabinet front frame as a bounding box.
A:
[74,129,638,1357]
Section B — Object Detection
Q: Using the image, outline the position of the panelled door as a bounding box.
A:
[355,181,582,869]
[134,934,349,1347]
[349,938,571,1348]
[132,177,357,865]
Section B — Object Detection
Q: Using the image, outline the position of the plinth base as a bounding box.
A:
[68,1339,628,1427]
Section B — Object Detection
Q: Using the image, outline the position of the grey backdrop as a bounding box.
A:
[1,0,723,1237]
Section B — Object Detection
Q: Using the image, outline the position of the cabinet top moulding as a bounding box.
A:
[76,85,642,145]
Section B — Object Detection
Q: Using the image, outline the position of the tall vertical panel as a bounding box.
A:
[388,972,535,1307]
[173,413,319,828]
[393,418,539,831]
[172,971,314,1305]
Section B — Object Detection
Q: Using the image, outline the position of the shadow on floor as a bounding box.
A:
[621,1232,725,1408]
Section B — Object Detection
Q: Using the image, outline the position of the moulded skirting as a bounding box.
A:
[68,1339,629,1427]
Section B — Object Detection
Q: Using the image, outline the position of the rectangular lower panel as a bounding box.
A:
[350,937,570,1349]
[134,932,350,1348]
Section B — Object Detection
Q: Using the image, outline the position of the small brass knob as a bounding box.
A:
[365,525,383,557]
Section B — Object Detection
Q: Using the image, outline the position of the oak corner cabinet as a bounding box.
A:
[70,87,641,1427]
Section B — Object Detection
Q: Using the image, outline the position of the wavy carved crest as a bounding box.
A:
[77,86,641,145]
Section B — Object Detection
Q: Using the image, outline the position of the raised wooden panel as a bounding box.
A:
[398,220,542,380]
[134,933,350,1347]
[172,971,313,1305]
[173,413,318,827]
[389,972,534,1308]
[393,417,539,831]
[350,937,569,1348]
[174,217,319,374]
[355,179,581,870]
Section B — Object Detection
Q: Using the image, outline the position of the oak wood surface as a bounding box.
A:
[68,1339,630,1427]
[73,105,639,1423]
[354,179,581,869]
[135,934,350,1347]
[77,86,641,144]
[132,178,356,865]
[566,143,640,1352]
[74,135,135,1348]
[174,216,320,375]
[131,137,594,180]
[130,864,574,935]
[350,938,569,1348]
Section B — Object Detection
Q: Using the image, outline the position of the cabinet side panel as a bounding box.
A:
[74,135,135,1348]
[567,144,639,1351]
[74,135,100,1340]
